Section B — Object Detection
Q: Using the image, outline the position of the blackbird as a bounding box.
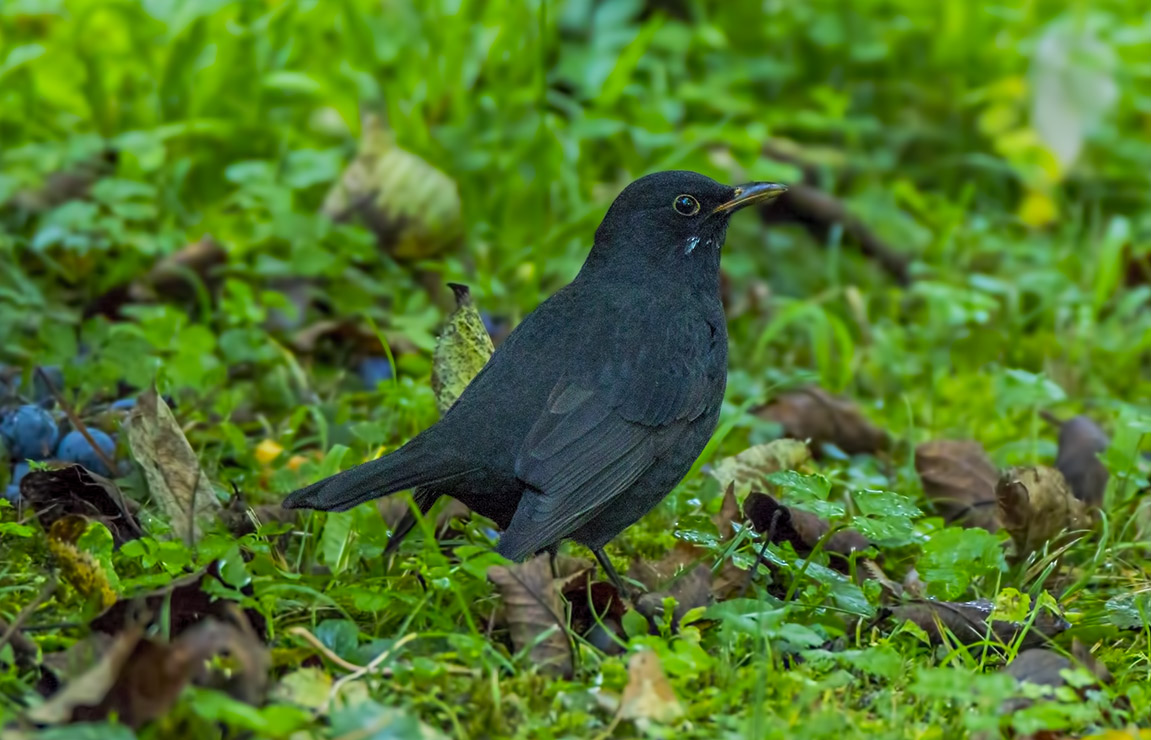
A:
[283,170,786,591]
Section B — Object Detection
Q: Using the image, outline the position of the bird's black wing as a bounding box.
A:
[496,310,716,561]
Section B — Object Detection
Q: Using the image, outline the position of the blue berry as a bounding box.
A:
[358,356,393,388]
[55,429,116,477]
[110,398,136,411]
[0,405,59,460]
[5,461,30,502]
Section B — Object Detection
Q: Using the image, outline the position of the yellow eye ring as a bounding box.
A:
[673,194,700,216]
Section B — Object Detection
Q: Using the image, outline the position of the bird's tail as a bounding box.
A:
[282,438,467,513]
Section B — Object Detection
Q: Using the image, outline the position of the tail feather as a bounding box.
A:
[282,440,464,513]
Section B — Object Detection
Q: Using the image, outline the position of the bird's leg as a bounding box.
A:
[593,548,633,601]
[547,544,560,580]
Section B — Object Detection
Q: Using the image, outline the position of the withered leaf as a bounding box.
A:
[757,386,890,456]
[708,438,811,497]
[90,564,266,640]
[560,572,626,652]
[743,490,868,571]
[713,483,741,540]
[322,112,462,260]
[619,651,683,724]
[889,599,1069,648]
[996,466,1090,557]
[1052,415,1110,507]
[431,283,494,414]
[20,464,142,546]
[33,619,266,729]
[126,386,223,545]
[1000,640,1112,716]
[128,236,226,303]
[634,564,713,627]
[488,555,572,677]
[915,440,1000,532]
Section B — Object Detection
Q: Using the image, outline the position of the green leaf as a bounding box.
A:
[919,527,1006,600]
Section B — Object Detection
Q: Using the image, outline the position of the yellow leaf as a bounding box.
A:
[1018,190,1059,228]
[286,454,310,472]
[256,439,284,465]
[47,515,117,610]
[431,284,495,414]
[619,651,683,724]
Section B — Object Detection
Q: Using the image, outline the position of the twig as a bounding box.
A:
[0,575,58,657]
[288,626,365,672]
[322,633,418,713]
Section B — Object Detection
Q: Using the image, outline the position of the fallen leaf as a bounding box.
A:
[127,236,227,303]
[1051,414,1110,507]
[431,283,495,414]
[888,599,1070,648]
[126,386,223,545]
[559,572,626,654]
[634,564,713,627]
[757,386,890,456]
[488,554,572,677]
[708,438,812,497]
[743,490,869,570]
[713,483,741,540]
[997,466,1090,557]
[26,626,144,725]
[619,651,683,724]
[1000,640,1112,718]
[20,464,142,546]
[915,440,1001,531]
[46,516,117,610]
[322,112,463,260]
[89,564,267,640]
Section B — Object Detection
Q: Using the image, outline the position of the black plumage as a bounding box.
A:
[282,170,785,589]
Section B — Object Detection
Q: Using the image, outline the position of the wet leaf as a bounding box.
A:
[488,554,572,677]
[1000,640,1112,717]
[634,564,713,627]
[713,482,741,540]
[618,650,683,724]
[757,386,890,456]
[1051,414,1110,507]
[27,618,267,729]
[918,526,1006,599]
[996,466,1090,557]
[20,464,142,546]
[126,386,223,545]
[708,438,811,497]
[743,490,869,570]
[888,599,1069,648]
[915,439,1001,531]
[322,112,463,260]
[431,283,494,414]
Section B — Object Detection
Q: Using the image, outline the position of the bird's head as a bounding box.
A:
[588,170,786,278]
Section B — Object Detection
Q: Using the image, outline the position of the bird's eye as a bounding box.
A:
[673,194,700,216]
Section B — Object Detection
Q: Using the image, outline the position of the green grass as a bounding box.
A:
[3,1,1151,738]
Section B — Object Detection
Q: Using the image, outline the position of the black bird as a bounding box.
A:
[283,171,786,591]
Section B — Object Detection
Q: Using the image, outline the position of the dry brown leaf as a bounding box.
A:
[708,438,811,497]
[89,564,267,640]
[713,483,741,540]
[619,651,683,724]
[743,490,868,571]
[997,466,1091,557]
[634,564,713,627]
[889,599,1070,648]
[758,386,890,456]
[20,464,142,546]
[488,555,572,677]
[128,236,227,303]
[1000,640,1112,720]
[126,386,223,545]
[27,617,267,728]
[915,439,1001,532]
[1052,415,1110,507]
